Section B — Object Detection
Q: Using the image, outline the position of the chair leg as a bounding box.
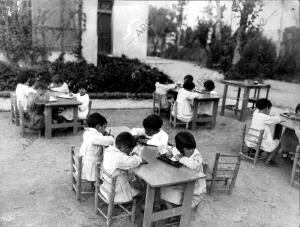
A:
[131,199,137,226]
[76,180,81,201]
[106,203,114,227]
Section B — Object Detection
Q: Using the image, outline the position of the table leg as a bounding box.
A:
[240,88,249,122]
[235,87,241,115]
[179,181,195,227]
[44,106,52,138]
[211,99,219,129]
[73,106,78,135]
[143,184,155,227]
[220,84,228,116]
[266,87,270,99]
[273,124,283,140]
[192,99,199,130]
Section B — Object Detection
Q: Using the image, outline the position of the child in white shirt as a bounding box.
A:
[131,114,168,147]
[100,132,142,203]
[15,71,31,111]
[198,80,218,116]
[159,131,206,208]
[48,74,69,93]
[246,98,282,164]
[79,113,114,182]
[154,75,176,109]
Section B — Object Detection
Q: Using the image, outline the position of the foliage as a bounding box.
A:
[0,55,172,93]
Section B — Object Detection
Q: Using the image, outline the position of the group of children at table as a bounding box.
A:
[15,71,90,130]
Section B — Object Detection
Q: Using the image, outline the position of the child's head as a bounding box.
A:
[16,71,31,85]
[184,74,193,83]
[143,114,163,136]
[175,131,196,158]
[158,75,168,84]
[78,83,87,96]
[295,103,300,114]
[203,80,215,92]
[115,132,137,155]
[183,80,195,91]
[33,81,47,95]
[51,74,64,87]
[87,113,107,134]
[256,98,272,114]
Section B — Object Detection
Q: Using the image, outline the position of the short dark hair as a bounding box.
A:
[77,82,87,90]
[184,74,193,82]
[183,80,195,91]
[33,81,47,90]
[158,75,168,84]
[87,113,107,128]
[256,98,272,110]
[51,74,64,84]
[204,80,215,91]
[143,114,163,131]
[115,132,137,153]
[296,103,300,113]
[175,131,196,155]
[16,71,31,84]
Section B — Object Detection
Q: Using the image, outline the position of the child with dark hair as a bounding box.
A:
[184,74,193,83]
[79,113,114,181]
[49,74,69,93]
[15,71,32,111]
[198,80,218,116]
[159,131,206,209]
[246,98,282,164]
[154,75,176,109]
[100,132,142,203]
[131,114,168,146]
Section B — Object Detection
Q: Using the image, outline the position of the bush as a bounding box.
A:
[0,54,172,93]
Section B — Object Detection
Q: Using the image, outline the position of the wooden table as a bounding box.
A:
[220,80,271,121]
[274,116,300,139]
[132,146,204,227]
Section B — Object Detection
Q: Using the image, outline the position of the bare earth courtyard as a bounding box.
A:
[0,108,299,227]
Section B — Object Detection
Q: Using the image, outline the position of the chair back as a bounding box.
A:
[71,146,83,200]
[153,92,163,115]
[10,92,19,125]
[291,146,300,187]
[209,153,241,194]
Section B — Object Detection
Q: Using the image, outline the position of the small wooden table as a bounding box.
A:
[132,146,204,227]
[220,80,271,121]
[274,116,300,139]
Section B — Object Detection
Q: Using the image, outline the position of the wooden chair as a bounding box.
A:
[153,92,171,116]
[10,92,20,126]
[169,100,189,129]
[19,102,41,137]
[206,153,242,195]
[290,146,300,187]
[95,162,137,227]
[240,124,264,165]
[71,145,95,201]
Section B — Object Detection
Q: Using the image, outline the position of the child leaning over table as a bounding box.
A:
[155,75,176,109]
[131,114,168,147]
[159,131,206,209]
[48,74,69,93]
[100,132,142,203]
[79,113,114,182]
[198,80,218,117]
[15,71,31,111]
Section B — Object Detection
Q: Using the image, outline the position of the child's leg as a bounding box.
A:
[265,143,281,164]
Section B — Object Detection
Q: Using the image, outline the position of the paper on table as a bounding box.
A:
[49,96,57,102]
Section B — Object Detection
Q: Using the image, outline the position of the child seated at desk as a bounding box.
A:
[15,71,32,111]
[174,80,201,122]
[131,114,168,147]
[79,113,114,182]
[184,74,193,83]
[246,98,282,165]
[155,75,176,109]
[198,80,217,117]
[48,74,69,93]
[100,132,142,203]
[159,131,206,209]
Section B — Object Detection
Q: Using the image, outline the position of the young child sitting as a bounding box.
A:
[79,113,114,182]
[100,132,142,203]
[155,75,176,109]
[15,71,31,111]
[246,98,282,164]
[198,80,218,117]
[174,80,200,122]
[159,131,206,209]
[131,114,168,147]
[184,74,193,83]
[48,74,69,93]
[59,84,90,121]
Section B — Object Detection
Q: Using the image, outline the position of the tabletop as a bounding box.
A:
[36,97,81,107]
[220,80,271,88]
[169,87,221,101]
[106,126,131,137]
[279,115,300,130]
[132,146,204,188]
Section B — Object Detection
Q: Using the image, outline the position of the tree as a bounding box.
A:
[148,5,177,56]
[175,0,187,47]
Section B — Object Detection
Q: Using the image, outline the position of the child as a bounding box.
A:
[59,84,90,121]
[184,74,193,83]
[26,81,49,130]
[155,75,176,109]
[100,132,142,203]
[159,131,206,208]
[198,80,218,116]
[15,71,31,111]
[131,114,168,147]
[174,80,200,122]
[246,98,282,164]
[79,113,114,182]
[48,74,69,93]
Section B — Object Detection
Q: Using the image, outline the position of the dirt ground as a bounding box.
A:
[0,108,299,227]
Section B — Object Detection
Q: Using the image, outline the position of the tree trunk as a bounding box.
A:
[215,0,221,41]
[232,27,242,65]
